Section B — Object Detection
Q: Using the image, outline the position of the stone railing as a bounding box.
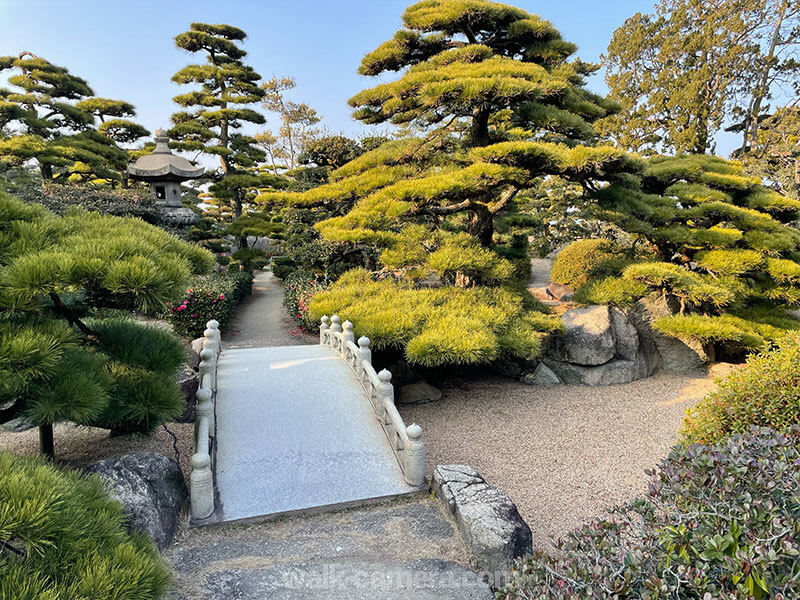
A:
[190,319,221,520]
[320,315,426,487]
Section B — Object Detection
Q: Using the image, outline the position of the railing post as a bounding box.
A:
[190,452,214,519]
[404,423,426,487]
[204,320,221,352]
[342,320,354,360]
[378,368,394,435]
[330,315,342,351]
[320,315,330,346]
[357,336,371,381]
[195,386,214,440]
[199,348,216,392]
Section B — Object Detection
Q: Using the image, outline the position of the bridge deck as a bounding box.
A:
[213,344,419,523]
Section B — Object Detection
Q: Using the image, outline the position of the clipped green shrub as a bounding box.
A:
[573,276,648,307]
[309,269,561,366]
[498,426,800,600]
[231,247,268,272]
[282,270,328,330]
[682,333,800,444]
[271,256,296,279]
[164,271,253,338]
[0,452,170,600]
[550,238,627,289]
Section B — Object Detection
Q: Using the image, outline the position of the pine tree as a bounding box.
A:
[170,23,273,219]
[0,53,149,184]
[0,191,214,458]
[258,0,629,365]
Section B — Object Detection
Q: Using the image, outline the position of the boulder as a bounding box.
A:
[188,337,205,370]
[84,452,188,550]
[386,359,421,387]
[627,293,710,372]
[545,282,574,302]
[490,359,523,380]
[520,362,561,385]
[0,416,36,432]
[398,382,443,405]
[550,305,616,366]
[432,465,532,582]
[544,357,638,386]
[609,307,638,361]
[176,365,199,423]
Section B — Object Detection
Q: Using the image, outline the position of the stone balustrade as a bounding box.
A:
[320,315,426,487]
[190,319,221,520]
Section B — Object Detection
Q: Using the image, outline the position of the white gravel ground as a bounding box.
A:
[401,371,717,548]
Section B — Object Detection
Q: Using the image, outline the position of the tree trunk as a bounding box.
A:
[39,162,53,182]
[39,424,54,460]
[469,107,490,148]
[455,272,480,288]
[469,205,494,247]
[233,188,243,220]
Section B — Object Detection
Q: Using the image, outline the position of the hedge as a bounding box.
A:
[550,238,627,289]
[282,270,327,330]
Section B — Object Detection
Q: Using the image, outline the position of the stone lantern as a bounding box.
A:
[127,128,204,226]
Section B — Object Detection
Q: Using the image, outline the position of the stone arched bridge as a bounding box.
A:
[188,316,426,524]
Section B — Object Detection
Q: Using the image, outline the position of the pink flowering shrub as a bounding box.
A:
[164,271,253,337]
[282,270,327,331]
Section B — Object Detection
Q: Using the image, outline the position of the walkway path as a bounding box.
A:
[223,270,316,349]
[214,344,418,523]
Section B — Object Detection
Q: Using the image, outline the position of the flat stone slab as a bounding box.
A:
[214,344,419,523]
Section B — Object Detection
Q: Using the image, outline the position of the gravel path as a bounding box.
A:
[224,270,316,349]
[401,371,715,548]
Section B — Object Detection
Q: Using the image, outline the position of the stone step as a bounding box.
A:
[211,344,422,524]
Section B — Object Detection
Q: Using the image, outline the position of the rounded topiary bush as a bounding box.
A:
[681,332,800,444]
[550,238,625,289]
[0,452,170,600]
[498,426,800,600]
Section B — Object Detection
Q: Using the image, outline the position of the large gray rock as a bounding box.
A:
[609,307,638,361]
[544,357,638,386]
[432,465,532,582]
[520,362,561,385]
[550,306,616,366]
[84,452,187,550]
[627,293,710,372]
[398,382,443,405]
[188,337,205,370]
[176,364,199,423]
[546,282,574,302]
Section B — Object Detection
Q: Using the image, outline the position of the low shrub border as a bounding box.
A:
[164,270,253,338]
[282,269,327,330]
[498,426,800,600]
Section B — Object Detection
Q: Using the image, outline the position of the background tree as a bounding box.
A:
[739,105,800,195]
[0,192,214,458]
[169,23,270,218]
[600,0,800,156]
[0,53,148,184]
[259,76,321,171]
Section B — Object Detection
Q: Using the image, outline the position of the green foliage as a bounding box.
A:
[573,276,648,307]
[169,23,271,217]
[282,270,327,330]
[308,269,560,366]
[230,247,268,272]
[0,54,148,183]
[498,426,800,600]
[270,256,297,280]
[0,192,212,449]
[682,333,800,444]
[0,452,170,600]
[164,271,253,338]
[550,238,626,288]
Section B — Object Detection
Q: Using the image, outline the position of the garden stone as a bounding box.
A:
[490,359,523,379]
[176,364,199,423]
[399,382,443,405]
[0,415,36,432]
[544,357,638,386]
[549,305,615,366]
[432,465,532,583]
[84,452,187,550]
[545,282,574,302]
[628,293,710,372]
[609,307,639,361]
[386,359,421,386]
[188,337,205,369]
[520,362,561,385]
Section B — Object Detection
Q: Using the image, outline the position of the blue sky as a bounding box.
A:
[0,0,740,156]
